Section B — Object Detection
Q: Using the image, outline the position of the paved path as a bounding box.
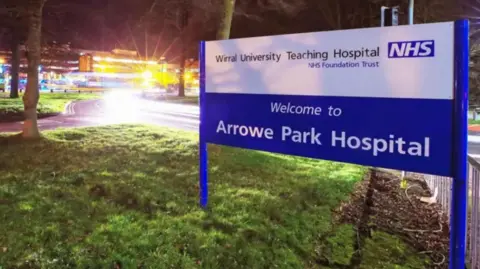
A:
[0,92,199,133]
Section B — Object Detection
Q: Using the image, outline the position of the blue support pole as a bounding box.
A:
[199,41,209,208]
[450,19,469,269]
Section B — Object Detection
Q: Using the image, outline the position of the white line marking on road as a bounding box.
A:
[70,102,76,114]
[62,101,72,115]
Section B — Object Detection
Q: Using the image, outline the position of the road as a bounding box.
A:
[0,91,199,133]
[2,91,480,158]
[468,142,480,159]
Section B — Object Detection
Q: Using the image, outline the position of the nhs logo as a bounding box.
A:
[387,40,435,58]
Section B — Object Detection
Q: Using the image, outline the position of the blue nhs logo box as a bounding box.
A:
[388,40,435,58]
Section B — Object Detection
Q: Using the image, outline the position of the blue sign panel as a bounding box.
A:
[203,94,452,176]
[201,22,455,177]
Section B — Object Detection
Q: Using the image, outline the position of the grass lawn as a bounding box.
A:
[359,231,430,269]
[0,92,101,119]
[469,119,480,125]
[0,125,426,268]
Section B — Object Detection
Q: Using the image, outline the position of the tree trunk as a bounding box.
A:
[10,30,20,99]
[22,0,44,139]
[216,0,236,40]
[178,55,186,97]
[178,0,191,97]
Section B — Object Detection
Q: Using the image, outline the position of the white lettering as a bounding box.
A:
[249,126,265,138]
[282,126,292,141]
[424,137,430,157]
[396,138,406,154]
[389,135,395,153]
[407,142,422,156]
[295,106,303,114]
[311,128,322,145]
[373,139,388,156]
[331,131,430,157]
[264,128,274,139]
[271,102,321,116]
[233,125,240,134]
[347,136,361,149]
[216,121,274,139]
[405,42,421,56]
[216,120,227,133]
[419,41,433,56]
[331,131,346,147]
[289,105,296,114]
[389,43,405,57]
[239,126,249,136]
[271,102,282,112]
[361,137,372,150]
[282,126,322,145]
[292,130,303,143]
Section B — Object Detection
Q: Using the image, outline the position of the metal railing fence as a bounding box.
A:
[410,156,479,268]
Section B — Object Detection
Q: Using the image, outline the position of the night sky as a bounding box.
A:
[1,0,468,62]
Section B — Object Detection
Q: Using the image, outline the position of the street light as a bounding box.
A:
[408,0,414,25]
[381,6,399,27]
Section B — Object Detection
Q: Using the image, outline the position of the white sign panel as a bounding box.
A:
[205,22,454,99]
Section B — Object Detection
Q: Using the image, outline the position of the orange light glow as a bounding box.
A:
[92,56,158,65]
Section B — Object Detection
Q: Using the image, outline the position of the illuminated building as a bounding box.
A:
[0,42,79,90]
[72,49,182,88]
[0,44,199,90]
[184,58,199,88]
[75,49,164,73]
[0,42,79,75]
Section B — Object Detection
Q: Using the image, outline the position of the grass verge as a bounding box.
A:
[469,119,480,125]
[164,95,198,105]
[0,93,100,121]
[142,93,199,105]
[360,231,430,269]
[0,125,423,268]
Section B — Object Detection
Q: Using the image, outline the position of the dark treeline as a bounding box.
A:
[2,0,480,109]
[0,0,464,60]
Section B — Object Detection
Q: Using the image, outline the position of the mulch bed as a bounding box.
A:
[337,168,450,269]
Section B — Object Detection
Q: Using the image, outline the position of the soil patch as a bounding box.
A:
[338,168,449,269]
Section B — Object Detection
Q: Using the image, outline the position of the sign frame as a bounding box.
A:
[198,19,469,268]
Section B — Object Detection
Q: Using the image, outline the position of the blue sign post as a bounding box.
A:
[199,42,208,208]
[450,19,469,269]
[199,20,469,268]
